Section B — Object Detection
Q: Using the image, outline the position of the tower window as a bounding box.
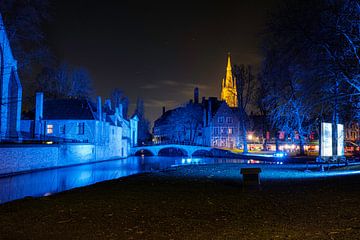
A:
[218,117,224,123]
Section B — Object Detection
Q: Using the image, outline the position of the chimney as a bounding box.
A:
[207,99,212,125]
[97,96,102,121]
[162,106,166,115]
[105,99,112,111]
[119,103,123,118]
[114,107,119,126]
[203,108,207,127]
[194,87,199,104]
[35,92,44,138]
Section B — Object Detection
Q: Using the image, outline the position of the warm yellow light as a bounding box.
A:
[247,134,253,140]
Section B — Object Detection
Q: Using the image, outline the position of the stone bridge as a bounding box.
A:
[131,144,214,157]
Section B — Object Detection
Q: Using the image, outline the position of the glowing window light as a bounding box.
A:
[247,134,253,141]
[46,124,53,134]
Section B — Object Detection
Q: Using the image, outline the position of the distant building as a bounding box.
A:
[153,90,242,149]
[21,93,138,158]
[202,98,241,148]
[0,14,22,141]
[220,53,237,108]
[346,122,360,143]
[153,54,245,149]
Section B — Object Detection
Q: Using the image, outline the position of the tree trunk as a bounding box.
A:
[332,80,339,158]
[242,120,248,153]
[299,136,305,156]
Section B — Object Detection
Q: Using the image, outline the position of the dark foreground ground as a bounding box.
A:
[0,164,360,240]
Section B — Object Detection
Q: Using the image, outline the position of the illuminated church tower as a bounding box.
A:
[220,53,237,107]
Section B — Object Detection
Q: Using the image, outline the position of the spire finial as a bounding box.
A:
[226,52,231,71]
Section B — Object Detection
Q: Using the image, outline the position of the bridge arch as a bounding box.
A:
[134,149,155,156]
[158,147,188,157]
[191,149,213,157]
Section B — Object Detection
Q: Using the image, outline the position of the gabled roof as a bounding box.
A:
[154,109,176,127]
[43,99,96,120]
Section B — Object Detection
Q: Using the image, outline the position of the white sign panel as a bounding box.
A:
[321,122,332,157]
[337,124,344,156]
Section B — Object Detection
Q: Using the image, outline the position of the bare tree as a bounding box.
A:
[111,88,129,118]
[233,64,255,153]
[167,103,203,145]
[36,63,94,99]
[261,0,360,156]
[0,0,52,74]
[135,98,151,145]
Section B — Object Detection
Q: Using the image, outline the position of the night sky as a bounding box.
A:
[48,0,279,121]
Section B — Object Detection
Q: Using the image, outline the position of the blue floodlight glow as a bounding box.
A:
[274,152,286,158]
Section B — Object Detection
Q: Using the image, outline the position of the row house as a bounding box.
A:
[21,92,138,158]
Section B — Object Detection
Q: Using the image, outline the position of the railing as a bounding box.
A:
[139,140,210,147]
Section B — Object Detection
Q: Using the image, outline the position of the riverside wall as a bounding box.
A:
[0,143,123,176]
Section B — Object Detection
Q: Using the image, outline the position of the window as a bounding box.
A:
[78,122,85,135]
[220,127,226,134]
[221,138,226,147]
[226,117,233,123]
[218,117,224,123]
[214,127,219,135]
[59,125,66,134]
[46,124,53,134]
[228,128,233,134]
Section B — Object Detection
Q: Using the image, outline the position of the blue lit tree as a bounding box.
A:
[261,0,359,156]
[0,0,51,74]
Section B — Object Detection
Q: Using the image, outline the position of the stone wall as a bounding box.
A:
[0,143,123,176]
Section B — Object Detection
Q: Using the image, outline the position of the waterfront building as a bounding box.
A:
[0,14,22,141]
[21,93,138,158]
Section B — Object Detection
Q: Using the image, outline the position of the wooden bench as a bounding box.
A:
[240,168,262,187]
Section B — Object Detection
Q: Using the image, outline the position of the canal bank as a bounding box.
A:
[1,163,360,239]
[0,143,130,176]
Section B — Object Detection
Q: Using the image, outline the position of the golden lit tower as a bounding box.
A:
[220,53,238,107]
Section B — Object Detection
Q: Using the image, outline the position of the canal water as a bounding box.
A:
[0,156,256,204]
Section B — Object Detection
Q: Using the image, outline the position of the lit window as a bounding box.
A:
[228,128,233,134]
[47,124,54,134]
[78,123,85,135]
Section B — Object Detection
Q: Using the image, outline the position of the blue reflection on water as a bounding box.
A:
[1,156,359,204]
[1,156,241,204]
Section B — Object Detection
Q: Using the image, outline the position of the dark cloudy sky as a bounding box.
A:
[48,0,280,121]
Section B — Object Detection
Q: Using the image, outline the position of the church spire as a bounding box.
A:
[226,52,232,71]
[220,53,238,107]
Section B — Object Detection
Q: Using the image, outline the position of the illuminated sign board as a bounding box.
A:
[321,122,332,157]
[337,124,344,156]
